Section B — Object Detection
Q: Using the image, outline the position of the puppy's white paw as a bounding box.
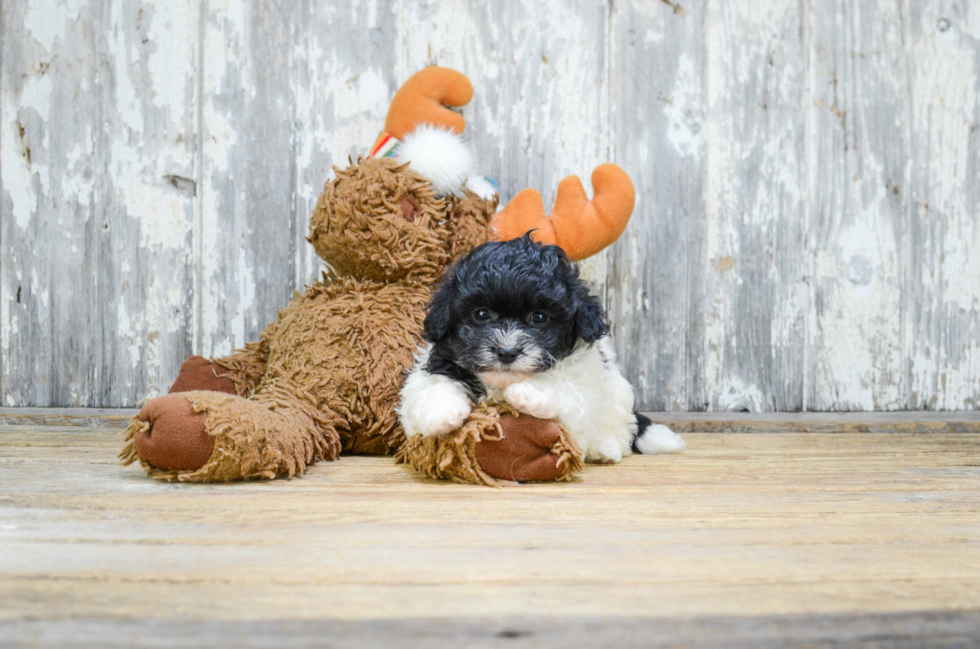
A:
[503,382,559,419]
[635,423,686,454]
[412,393,472,437]
[587,438,624,464]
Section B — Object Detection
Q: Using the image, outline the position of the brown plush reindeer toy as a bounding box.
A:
[120,67,636,486]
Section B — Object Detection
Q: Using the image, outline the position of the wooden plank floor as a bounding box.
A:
[1,417,980,647]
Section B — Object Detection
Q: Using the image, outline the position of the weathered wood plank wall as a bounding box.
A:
[2,0,978,411]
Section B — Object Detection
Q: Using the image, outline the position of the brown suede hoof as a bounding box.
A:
[169,356,237,395]
[133,394,214,471]
[475,414,566,482]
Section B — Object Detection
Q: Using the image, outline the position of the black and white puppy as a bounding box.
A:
[398,234,685,463]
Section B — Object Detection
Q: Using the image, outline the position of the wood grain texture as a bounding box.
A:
[3,406,979,432]
[606,0,707,411]
[7,611,980,648]
[1,0,199,407]
[198,0,300,359]
[1,425,979,644]
[807,0,910,411]
[704,0,807,412]
[2,0,979,411]
[905,1,980,411]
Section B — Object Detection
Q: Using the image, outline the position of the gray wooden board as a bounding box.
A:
[607,0,707,412]
[906,1,980,411]
[807,0,911,410]
[2,407,980,433]
[3,611,980,648]
[2,0,979,411]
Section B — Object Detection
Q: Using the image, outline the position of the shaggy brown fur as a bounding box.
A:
[120,158,581,484]
[396,403,583,486]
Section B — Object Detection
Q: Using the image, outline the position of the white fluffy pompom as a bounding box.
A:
[399,124,475,197]
[464,175,498,200]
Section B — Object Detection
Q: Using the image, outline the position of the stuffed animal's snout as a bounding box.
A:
[399,195,421,222]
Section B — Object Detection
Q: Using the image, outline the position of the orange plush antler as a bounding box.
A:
[491,164,636,261]
[385,67,474,139]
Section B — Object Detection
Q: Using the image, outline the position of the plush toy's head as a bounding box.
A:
[308,67,498,283]
[308,157,496,283]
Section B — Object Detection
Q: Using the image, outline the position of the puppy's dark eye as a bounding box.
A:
[529,312,549,326]
[473,308,493,323]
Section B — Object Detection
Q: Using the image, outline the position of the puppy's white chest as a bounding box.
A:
[483,340,637,463]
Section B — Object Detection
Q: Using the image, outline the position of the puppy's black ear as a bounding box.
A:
[423,278,456,342]
[575,295,609,343]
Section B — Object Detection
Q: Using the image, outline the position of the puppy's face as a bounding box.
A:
[424,234,608,388]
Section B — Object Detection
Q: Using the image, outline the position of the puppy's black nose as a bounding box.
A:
[496,347,521,364]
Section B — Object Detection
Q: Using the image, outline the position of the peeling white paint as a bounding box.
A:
[2,103,38,229]
[664,54,703,159]
[62,143,94,207]
[127,179,191,250]
[23,0,86,51]
[718,377,766,412]
[145,1,197,126]
[230,246,256,351]
[116,300,143,370]
[109,1,145,135]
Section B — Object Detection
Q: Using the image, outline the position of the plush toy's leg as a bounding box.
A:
[211,341,269,397]
[126,393,215,471]
[396,403,583,486]
[120,388,341,482]
[167,356,238,395]
[167,334,270,398]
